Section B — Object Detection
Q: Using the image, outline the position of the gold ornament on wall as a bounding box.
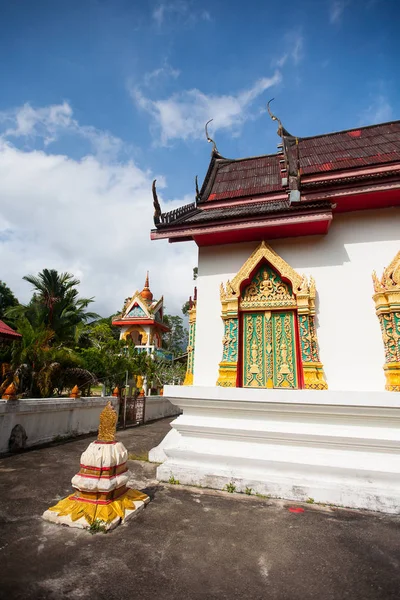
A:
[372,251,400,392]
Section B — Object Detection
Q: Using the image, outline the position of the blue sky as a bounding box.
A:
[0,0,398,316]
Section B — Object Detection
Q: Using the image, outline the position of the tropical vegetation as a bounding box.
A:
[0,269,187,398]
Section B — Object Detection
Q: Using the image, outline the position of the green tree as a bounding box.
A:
[162,314,188,357]
[79,324,154,394]
[0,280,19,327]
[152,358,186,387]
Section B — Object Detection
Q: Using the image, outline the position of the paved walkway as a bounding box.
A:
[0,418,399,600]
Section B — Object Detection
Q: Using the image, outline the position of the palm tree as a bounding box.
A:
[22,270,98,339]
[4,269,99,396]
[23,269,80,324]
[7,269,99,344]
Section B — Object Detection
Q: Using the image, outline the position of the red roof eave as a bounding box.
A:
[112,319,170,332]
[0,320,22,339]
[151,210,333,246]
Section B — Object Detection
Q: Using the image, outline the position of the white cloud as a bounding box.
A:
[143,62,181,87]
[329,1,349,24]
[0,101,126,162]
[272,30,304,68]
[152,1,211,28]
[0,105,197,318]
[359,94,393,125]
[131,71,282,145]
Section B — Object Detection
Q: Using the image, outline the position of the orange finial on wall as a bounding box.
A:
[2,382,17,400]
[70,385,80,399]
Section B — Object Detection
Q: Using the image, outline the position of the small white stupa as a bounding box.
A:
[43,401,149,531]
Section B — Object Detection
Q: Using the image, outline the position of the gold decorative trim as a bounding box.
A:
[47,489,149,525]
[302,362,328,390]
[216,361,237,387]
[372,252,400,391]
[183,372,194,386]
[230,241,303,294]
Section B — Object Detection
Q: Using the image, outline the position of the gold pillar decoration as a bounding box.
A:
[216,241,327,390]
[183,295,197,385]
[216,281,239,387]
[372,251,400,392]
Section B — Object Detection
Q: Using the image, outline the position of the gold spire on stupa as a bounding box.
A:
[97,401,117,442]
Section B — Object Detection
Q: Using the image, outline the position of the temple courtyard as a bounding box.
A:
[0,418,399,600]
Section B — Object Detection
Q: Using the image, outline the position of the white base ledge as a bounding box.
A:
[154,386,400,513]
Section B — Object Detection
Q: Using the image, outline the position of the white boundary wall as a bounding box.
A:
[145,396,180,422]
[0,397,118,454]
[156,385,400,513]
[194,208,400,391]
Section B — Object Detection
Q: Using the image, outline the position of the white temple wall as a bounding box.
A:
[193,207,400,392]
[0,397,118,454]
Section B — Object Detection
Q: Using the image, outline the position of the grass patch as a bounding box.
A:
[245,487,253,496]
[225,482,236,493]
[255,492,271,499]
[168,475,180,485]
[88,519,107,534]
[306,497,315,504]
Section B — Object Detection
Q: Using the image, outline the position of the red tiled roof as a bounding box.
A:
[0,320,22,339]
[208,154,282,202]
[201,121,400,202]
[298,121,400,175]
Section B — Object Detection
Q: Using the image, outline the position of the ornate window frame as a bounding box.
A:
[372,251,400,392]
[216,241,327,390]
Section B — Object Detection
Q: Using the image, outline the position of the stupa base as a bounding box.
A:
[42,488,150,531]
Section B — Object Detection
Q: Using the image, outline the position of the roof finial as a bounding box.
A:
[267,99,292,138]
[141,271,153,303]
[152,179,161,224]
[205,119,218,154]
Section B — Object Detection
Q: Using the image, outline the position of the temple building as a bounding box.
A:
[149,111,400,513]
[112,273,169,355]
[152,115,400,393]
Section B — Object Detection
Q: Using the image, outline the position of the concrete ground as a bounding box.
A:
[0,418,399,600]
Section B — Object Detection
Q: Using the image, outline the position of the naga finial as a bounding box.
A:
[205,119,218,153]
[152,179,161,222]
[98,401,117,442]
[267,98,292,138]
[267,98,284,135]
[195,175,200,203]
